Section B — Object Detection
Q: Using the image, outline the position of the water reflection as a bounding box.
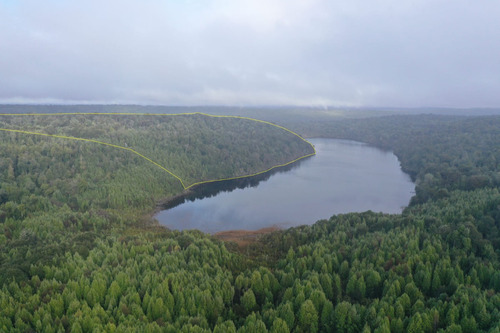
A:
[156,139,415,233]
[161,156,309,210]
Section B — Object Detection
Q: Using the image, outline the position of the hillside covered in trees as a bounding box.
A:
[0,113,313,189]
[0,107,499,332]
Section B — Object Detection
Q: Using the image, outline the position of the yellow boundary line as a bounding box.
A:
[0,112,316,190]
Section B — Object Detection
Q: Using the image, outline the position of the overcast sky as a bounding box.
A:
[1,0,499,107]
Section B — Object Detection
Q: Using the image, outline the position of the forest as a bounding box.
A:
[0,107,499,332]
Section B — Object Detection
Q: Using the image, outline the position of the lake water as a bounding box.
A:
[155,138,415,233]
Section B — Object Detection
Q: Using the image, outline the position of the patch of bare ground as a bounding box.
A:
[214,226,280,247]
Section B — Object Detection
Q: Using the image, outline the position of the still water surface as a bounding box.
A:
[156,138,415,233]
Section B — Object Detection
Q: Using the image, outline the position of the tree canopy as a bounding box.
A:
[0,108,499,332]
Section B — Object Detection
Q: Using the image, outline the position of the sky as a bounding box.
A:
[1,0,499,108]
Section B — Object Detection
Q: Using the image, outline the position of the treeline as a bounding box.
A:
[0,114,311,285]
[1,111,500,332]
[288,114,500,206]
[1,194,499,332]
[0,114,313,186]
[250,188,500,332]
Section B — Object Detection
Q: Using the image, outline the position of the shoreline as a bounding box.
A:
[213,226,281,247]
[150,154,314,224]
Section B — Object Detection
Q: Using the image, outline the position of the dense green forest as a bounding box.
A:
[288,115,500,205]
[0,108,499,332]
[0,114,313,188]
[0,113,312,279]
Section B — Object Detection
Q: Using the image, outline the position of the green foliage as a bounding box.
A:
[299,114,500,205]
[0,114,313,188]
[298,300,318,332]
[1,110,500,331]
[241,289,257,314]
[270,318,289,333]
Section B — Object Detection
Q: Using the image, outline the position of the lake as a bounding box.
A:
[155,138,415,233]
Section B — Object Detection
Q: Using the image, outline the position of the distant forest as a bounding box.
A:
[0,106,499,332]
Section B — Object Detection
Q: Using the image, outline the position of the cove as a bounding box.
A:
[155,138,415,233]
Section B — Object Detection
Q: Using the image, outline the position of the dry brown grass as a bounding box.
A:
[214,227,280,248]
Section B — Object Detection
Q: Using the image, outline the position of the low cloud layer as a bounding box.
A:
[1,0,499,107]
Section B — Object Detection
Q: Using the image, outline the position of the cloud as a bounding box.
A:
[1,0,499,107]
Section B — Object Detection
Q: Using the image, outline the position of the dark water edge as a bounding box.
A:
[155,138,415,233]
[157,156,311,211]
